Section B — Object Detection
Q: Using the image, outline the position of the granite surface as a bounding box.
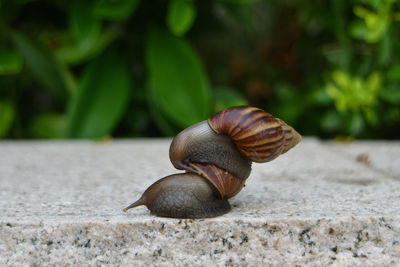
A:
[0,139,399,265]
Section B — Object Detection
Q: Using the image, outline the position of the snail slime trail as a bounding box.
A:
[124,106,301,219]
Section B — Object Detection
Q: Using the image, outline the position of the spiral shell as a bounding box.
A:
[208,106,301,163]
[189,162,245,199]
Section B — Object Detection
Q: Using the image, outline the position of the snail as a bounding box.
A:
[123,106,301,218]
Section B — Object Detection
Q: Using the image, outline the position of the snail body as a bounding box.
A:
[123,173,231,218]
[124,106,301,218]
[170,120,252,181]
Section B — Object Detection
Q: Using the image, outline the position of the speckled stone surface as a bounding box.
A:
[1,139,399,265]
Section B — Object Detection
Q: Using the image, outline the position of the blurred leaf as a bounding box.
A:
[56,0,117,65]
[0,99,15,138]
[218,0,260,3]
[30,113,66,139]
[11,31,75,100]
[349,20,367,40]
[310,88,332,105]
[365,0,381,9]
[366,72,380,95]
[66,49,132,138]
[347,112,364,136]
[225,3,255,33]
[0,47,23,74]
[358,54,374,77]
[395,12,400,21]
[93,0,140,20]
[353,6,384,42]
[386,107,400,122]
[380,86,400,104]
[70,0,100,40]
[146,28,211,128]
[378,29,391,65]
[147,90,179,136]
[363,107,378,125]
[56,29,117,66]
[327,70,381,113]
[387,63,400,82]
[323,47,351,69]
[213,86,247,112]
[331,70,349,90]
[167,0,196,36]
[273,83,300,124]
[321,110,342,132]
[352,1,393,43]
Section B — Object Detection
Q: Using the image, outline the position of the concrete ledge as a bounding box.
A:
[1,139,399,265]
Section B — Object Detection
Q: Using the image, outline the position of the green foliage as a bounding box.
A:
[93,0,140,20]
[167,0,196,36]
[0,0,399,139]
[67,49,132,138]
[30,113,66,139]
[0,47,23,74]
[0,100,15,138]
[11,32,75,100]
[213,86,248,113]
[351,0,396,43]
[326,71,381,134]
[146,28,211,129]
[56,0,117,66]
[327,71,381,114]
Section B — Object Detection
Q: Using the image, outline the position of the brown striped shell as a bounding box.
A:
[189,162,245,199]
[208,106,301,163]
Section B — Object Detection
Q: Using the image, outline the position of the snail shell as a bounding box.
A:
[208,106,301,163]
[189,163,245,199]
[124,106,301,218]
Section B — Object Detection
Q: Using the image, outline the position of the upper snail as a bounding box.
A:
[123,106,301,218]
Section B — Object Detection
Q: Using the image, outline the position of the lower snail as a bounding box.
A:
[124,106,301,218]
